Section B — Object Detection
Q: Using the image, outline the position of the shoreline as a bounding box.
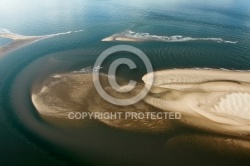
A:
[31,68,250,136]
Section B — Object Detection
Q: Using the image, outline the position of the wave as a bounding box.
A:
[174,67,250,72]
[0,29,11,34]
[102,30,238,44]
[43,29,84,39]
[72,66,102,73]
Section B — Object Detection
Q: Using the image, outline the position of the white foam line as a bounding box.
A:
[0,28,84,41]
[0,28,11,34]
[172,67,250,72]
[72,66,103,73]
[106,30,238,44]
[41,29,84,39]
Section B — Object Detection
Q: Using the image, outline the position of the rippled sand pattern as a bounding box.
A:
[32,73,175,132]
[32,68,250,136]
[143,69,250,136]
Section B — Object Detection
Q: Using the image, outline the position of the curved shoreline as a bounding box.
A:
[31,73,176,132]
[31,68,250,136]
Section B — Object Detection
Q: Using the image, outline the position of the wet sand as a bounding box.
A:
[32,73,176,132]
[31,68,250,136]
[163,134,250,165]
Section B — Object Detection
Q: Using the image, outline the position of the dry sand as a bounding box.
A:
[143,69,250,136]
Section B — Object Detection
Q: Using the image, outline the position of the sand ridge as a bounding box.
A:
[0,29,83,57]
[0,32,44,57]
[143,69,250,136]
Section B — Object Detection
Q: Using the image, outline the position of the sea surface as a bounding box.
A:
[0,37,12,47]
[0,0,250,165]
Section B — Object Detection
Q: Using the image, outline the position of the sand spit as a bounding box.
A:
[0,33,43,57]
[0,29,83,57]
[143,69,250,136]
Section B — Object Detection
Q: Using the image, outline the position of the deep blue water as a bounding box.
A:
[0,0,250,165]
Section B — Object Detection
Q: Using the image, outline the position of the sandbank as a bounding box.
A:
[0,33,43,57]
[31,68,250,136]
[31,73,175,132]
[143,69,250,136]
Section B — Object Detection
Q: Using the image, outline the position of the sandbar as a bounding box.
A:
[31,68,250,136]
[0,32,44,57]
[32,73,175,132]
[0,29,83,57]
[143,69,250,136]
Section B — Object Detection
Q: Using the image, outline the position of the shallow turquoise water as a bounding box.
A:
[0,37,12,47]
[0,0,250,165]
[1,0,250,70]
